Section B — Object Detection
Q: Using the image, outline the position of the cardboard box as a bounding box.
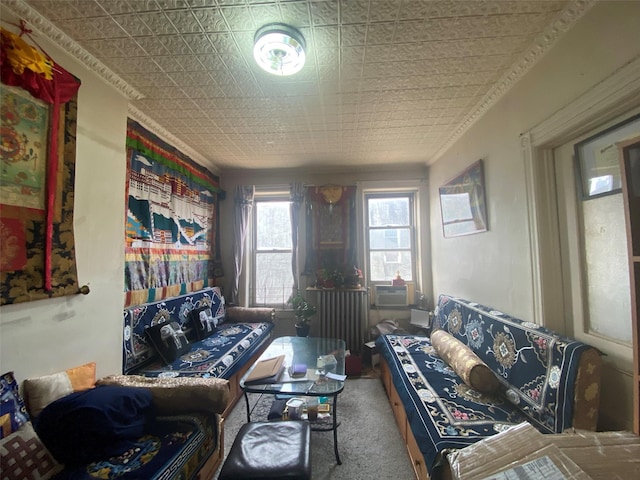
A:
[447,422,640,480]
[546,429,640,480]
[479,444,591,480]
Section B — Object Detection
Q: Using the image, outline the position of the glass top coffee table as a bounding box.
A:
[240,336,346,464]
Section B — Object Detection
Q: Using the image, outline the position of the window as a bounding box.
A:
[252,196,293,306]
[366,193,416,283]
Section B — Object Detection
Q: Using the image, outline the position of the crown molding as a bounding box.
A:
[2,0,144,100]
[528,55,640,146]
[429,0,595,164]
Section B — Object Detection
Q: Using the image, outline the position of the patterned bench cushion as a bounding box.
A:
[53,413,218,479]
[434,295,598,434]
[123,287,273,379]
[138,322,273,379]
[376,334,529,475]
[376,294,601,477]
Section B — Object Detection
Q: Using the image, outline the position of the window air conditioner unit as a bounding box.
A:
[375,285,408,307]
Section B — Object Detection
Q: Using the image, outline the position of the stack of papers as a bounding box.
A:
[244,355,285,384]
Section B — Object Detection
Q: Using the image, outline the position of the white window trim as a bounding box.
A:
[363,189,419,286]
[250,189,293,307]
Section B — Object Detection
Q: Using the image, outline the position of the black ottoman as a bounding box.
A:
[218,421,311,480]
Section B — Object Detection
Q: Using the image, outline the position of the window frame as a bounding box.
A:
[364,191,417,285]
[250,192,293,307]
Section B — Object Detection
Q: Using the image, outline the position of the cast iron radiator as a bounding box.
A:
[314,288,368,355]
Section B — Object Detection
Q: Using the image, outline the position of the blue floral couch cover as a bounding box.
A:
[376,294,602,476]
[0,371,221,480]
[52,413,218,479]
[123,286,274,379]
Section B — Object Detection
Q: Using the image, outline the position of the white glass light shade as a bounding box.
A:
[253,24,306,76]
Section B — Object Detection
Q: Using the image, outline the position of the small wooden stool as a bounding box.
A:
[218,421,311,480]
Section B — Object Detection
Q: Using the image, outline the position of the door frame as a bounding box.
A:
[520,56,640,332]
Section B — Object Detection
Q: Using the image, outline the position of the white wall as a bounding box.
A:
[0,6,129,382]
[429,1,640,321]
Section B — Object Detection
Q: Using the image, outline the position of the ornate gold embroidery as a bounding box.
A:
[448,308,462,334]
[493,332,516,368]
[584,382,599,401]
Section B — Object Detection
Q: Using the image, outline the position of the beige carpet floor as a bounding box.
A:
[212,376,415,480]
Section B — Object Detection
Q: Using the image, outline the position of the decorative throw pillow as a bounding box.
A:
[0,372,30,439]
[34,385,154,466]
[0,422,63,479]
[146,321,191,364]
[189,305,218,340]
[431,330,500,394]
[23,362,96,418]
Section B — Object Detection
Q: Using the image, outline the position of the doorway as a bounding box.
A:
[552,114,638,431]
[520,58,640,431]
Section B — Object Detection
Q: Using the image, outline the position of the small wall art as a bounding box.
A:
[439,159,488,238]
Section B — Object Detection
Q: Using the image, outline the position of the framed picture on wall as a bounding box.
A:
[439,159,488,238]
[574,113,640,200]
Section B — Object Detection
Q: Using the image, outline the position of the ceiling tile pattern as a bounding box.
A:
[5,0,594,171]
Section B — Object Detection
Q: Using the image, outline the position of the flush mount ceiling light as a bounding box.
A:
[253,23,306,76]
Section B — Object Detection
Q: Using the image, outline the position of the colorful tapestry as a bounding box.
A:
[1,26,82,297]
[1,25,81,304]
[302,185,357,282]
[0,85,79,304]
[125,120,223,307]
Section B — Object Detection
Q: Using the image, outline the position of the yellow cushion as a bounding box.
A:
[431,330,500,394]
[0,414,11,438]
[65,362,96,391]
[23,362,96,417]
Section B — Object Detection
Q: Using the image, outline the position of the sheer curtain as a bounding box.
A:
[289,182,304,298]
[230,185,255,305]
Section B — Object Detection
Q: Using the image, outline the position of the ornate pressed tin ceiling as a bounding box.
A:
[3,0,594,172]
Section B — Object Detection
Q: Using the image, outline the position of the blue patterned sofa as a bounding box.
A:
[123,286,275,415]
[1,367,229,480]
[376,294,602,480]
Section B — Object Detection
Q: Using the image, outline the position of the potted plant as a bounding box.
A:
[290,290,317,337]
[316,268,345,289]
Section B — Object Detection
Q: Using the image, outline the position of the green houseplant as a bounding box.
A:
[316,268,345,288]
[290,290,317,337]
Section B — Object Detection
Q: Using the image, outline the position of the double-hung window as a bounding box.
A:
[251,194,293,306]
[365,193,416,283]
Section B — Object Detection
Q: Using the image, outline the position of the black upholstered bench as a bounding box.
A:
[219,421,311,480]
